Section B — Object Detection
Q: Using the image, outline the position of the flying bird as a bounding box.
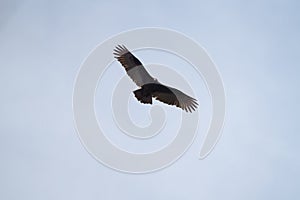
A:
[113,45,198,112]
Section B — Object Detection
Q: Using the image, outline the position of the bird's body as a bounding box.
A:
[134,83,175,104]
[113,45,198,112]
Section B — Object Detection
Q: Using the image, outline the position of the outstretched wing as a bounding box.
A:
[113,45,157,87]
[152,84,198,112]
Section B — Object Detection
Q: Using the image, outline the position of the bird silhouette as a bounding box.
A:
[113,45,198,112]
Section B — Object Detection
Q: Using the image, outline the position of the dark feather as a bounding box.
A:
[113,45,142,71]
[113,45,157,86]
[137,83,198,112]
[114,45,198,112]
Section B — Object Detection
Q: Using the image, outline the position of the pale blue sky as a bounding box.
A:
[0,0,300,199]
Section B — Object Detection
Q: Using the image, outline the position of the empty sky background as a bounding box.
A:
[0,0,299,199]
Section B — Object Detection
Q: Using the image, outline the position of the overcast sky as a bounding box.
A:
[0,0,300,199]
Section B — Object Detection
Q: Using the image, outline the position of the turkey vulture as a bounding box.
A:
[113,45,198,112]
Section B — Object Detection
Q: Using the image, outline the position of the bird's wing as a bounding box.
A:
[152,84,198,112]
[113,45,157,87]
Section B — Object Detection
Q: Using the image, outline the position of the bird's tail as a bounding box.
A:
[133,88,152,104]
